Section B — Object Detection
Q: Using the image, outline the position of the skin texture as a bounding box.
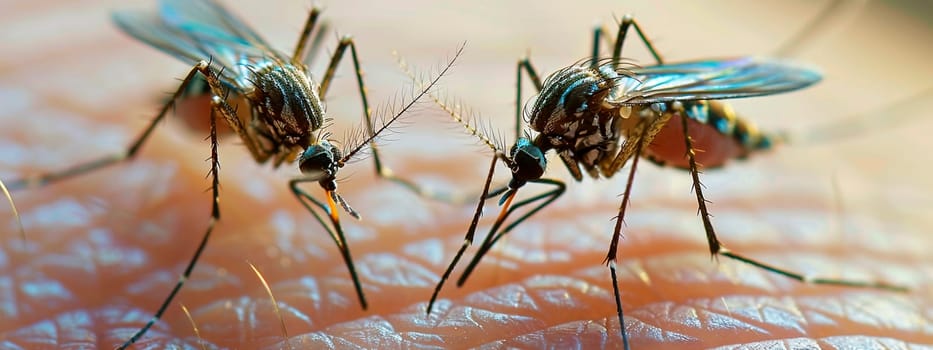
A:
[1,0,931,349]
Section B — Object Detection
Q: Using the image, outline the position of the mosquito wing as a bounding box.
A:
[112,0,291,88]
[609,57,822,105]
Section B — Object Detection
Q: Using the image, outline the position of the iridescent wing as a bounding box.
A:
[609,57,822,105]
[112,0,290,88]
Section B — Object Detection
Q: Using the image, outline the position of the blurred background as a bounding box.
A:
[0,0,930,348]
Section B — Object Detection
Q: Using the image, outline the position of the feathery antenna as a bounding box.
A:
[395,49,507,154]
[339,43,467,163]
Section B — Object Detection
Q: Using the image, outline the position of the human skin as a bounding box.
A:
[1,0,931,349]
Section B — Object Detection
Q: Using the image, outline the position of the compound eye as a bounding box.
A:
[298,145,336,180]
[510,138,546,182]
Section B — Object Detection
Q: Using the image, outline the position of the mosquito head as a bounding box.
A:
[507,137,546,188]
[298,139,341,186]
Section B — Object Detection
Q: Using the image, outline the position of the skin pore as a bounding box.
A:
[1,0,930,348]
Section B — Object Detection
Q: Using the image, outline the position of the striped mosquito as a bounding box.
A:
[5,0,459,348]
[404,14,909,350]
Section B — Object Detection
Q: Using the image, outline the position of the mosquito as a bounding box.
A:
[404,14,910,350]
[5,0,459,348]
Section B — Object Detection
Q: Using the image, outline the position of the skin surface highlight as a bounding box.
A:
[1,1,931,349]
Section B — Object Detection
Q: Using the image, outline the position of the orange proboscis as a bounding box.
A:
[496,190,518,225]
[324,190,343,245]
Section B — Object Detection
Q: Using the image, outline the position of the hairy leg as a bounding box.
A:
[1,1,930,349]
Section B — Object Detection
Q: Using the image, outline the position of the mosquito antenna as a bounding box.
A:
[179,304,208,350]
[247,261,293,350]
[338,88,410,164]
[339,43,465,163]
[395,51,505,154]
[0,179,25,241]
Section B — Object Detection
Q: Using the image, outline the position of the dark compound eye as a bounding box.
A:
[509,137,546,184]
[298,140,339,181]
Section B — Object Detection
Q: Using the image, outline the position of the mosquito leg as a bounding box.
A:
[516,58,544,141]
[118,90,225,350]
[456,178,566,287]
[291,6,322,65]
[678,114,908,293]
[604,132,645,350]
[6,62,218,192]
[676,114,722,258]
[289,178,368,309]
[590,25,603,68]
[611,15,665,65]
[317,36,351,97]
[588,21,623,67]
[605,112,672,176]
[318,38,452,203]
[304,20,330,67]
[427,154,500,314]
[605,134,645,266]
[557,151,585,182]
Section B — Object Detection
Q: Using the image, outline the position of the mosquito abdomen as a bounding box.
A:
[640,100,776,169]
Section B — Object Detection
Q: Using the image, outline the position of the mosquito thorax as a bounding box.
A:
[524,64,626,180]
[527,64,616,153]
[250,63,325,148]
[298,139,341,184]
[507,137,546,188]
[529,65,614,133]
